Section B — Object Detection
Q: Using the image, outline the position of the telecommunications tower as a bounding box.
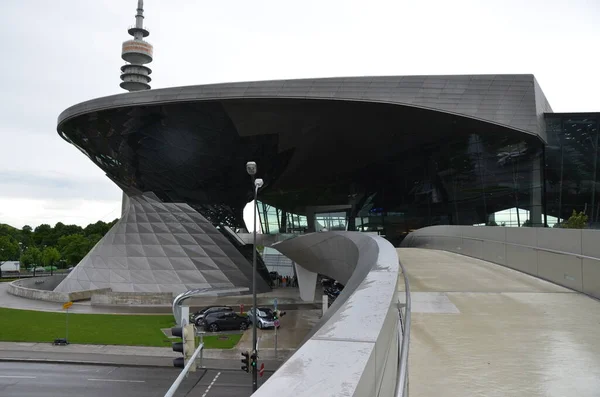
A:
[120,0,153,91]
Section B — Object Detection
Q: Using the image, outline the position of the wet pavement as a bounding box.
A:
[398,248,600,397]
[0,361,268,397]
[236,309,322,357]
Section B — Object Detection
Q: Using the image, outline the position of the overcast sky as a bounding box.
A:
[0,0,599,229]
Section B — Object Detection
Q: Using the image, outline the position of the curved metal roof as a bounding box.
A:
[58,74,552,140]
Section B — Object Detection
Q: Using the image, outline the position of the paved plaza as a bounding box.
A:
[399,248,600,397]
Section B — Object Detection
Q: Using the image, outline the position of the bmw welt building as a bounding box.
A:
[54,74,600,294]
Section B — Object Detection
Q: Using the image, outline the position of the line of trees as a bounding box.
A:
[0,220,118,270]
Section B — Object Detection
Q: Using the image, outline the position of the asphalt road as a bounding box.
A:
[0,362,272,397]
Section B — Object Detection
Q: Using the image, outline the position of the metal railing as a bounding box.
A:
[164,342,204,397]
[172,287,249,326]
[396,260,411,397]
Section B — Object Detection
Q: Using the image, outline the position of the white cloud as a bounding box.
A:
[0,197,121,229]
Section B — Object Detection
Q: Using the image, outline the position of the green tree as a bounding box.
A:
[0,224,20,243]
[32,224,53,247]
[19,251,32,268]
[48,223,83,247]
[0,236,20,261]
[20,246,41,270]
[560,210,588,229]
[41,247,61,275]
[20,225,32,249]
[1,220,115,270]
[87,233,103,247]
[58,234,92,266]
[84,221,110,237]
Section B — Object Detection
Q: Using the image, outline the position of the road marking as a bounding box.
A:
[201,372,221,397]
[0,375,36,379]
[87,378,145,383]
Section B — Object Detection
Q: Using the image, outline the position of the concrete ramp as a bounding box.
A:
[399,248,600,397]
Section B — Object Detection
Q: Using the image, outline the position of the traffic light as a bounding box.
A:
[171,324,196,371]
[241,351,250,373]
[250,351,258,369]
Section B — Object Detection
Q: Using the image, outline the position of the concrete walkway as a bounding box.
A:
[398,248,600,397]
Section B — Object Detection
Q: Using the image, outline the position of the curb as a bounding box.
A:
[0,357,279,372]
[0,357,173,368]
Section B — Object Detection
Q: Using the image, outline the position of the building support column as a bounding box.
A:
[346,194,360,232]
[530,155,543,227]
[294,262,317,302]
[306,208,316,233]
[279,210,287,234]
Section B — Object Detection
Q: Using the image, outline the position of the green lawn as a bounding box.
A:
[199,333,242,349]
[0,308,242,349]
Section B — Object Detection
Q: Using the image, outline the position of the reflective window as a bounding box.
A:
[545,115,599,227]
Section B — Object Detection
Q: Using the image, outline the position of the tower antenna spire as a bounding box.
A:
[135,0,144,29]
[120,0,153,91]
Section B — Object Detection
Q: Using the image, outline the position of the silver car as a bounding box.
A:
[247,307,278,329]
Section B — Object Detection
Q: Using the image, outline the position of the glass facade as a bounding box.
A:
[58,91,600,247]
[257,202,308,235]
[256,113,600,245]
[315,212,347,231]
[257,203,348,234]
[545,114,600,227]
[348,127,546,245]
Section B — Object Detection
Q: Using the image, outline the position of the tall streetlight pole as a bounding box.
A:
[246,161,263,392]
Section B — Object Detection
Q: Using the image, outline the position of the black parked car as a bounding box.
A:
[203,311,250,332]
[325,282,344,305]
[321,277,336,288]
[190,306,233,326]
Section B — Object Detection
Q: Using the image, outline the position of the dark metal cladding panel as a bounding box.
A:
[58,74,551,141]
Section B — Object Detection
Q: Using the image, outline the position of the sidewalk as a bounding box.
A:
[0,341,290,369]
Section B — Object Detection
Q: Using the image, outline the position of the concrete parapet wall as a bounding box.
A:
[254,232,401,397]
[8,276,70,303]
[7,275,112,302]
[69,288,112,301]
[11,275,67,291]
[91,291,175,306]
[402,226,600,299]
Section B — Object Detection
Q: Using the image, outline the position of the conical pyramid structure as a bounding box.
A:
[54,193,270,294]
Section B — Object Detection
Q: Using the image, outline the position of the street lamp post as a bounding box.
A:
[246,161,263,393]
